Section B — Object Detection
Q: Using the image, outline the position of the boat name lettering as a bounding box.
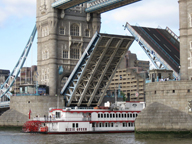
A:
[65,128,87,131]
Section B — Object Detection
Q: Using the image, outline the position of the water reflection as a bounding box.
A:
[0,131,192,144]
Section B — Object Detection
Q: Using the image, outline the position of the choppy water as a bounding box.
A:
[0,130,192,144]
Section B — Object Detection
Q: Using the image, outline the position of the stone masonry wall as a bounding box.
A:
[0,95,64,126]
[145,81,192,113]
[135,81,192,132]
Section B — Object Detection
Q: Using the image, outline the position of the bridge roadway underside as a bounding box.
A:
[62,33,134,107]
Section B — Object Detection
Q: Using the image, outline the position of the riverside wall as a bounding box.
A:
[135,81,192,132]
[0,96,64,126]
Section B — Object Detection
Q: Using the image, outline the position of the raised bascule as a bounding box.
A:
[61,32,134,106]
[124,22,180,78]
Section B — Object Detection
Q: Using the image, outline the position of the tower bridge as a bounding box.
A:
[0,0,140,108]
[0,0,182,109]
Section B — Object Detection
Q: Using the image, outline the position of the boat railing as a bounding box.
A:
[49,107,95,110]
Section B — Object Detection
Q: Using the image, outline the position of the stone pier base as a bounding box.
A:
[135,81,192,132]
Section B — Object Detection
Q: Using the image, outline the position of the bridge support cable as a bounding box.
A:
[0,25,37,99]
[61,32,134,107]
[124,22,180,78]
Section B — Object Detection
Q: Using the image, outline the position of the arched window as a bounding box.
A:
[42,29,45,37]
[41,68,49,85]
[44,28,47,36]
[70,24,79,36]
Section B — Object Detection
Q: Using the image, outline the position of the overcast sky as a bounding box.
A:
[0,0,179,71]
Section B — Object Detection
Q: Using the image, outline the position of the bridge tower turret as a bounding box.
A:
[36,0,101,96]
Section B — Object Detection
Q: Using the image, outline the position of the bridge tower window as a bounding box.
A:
[70,24,79,36]
[85,29,90,37]
[189,14,192,27]
[60,27,64,35]
[63,50,68,59]
[70,48,79,59]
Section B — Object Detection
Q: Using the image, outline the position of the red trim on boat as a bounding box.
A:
[29,130,134,134]
[27,120,135,123]
[49,109,141,113]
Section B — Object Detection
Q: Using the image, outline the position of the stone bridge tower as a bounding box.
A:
[179,0,192,80]
[36,0,101,96]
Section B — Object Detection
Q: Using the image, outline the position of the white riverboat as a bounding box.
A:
[22,101,145,134]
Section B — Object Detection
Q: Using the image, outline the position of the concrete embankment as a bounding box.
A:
[0,96,64,126]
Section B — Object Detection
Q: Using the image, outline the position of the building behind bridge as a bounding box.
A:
[11,66,38,94]
[0,69,10,85]
[108,51,149,102]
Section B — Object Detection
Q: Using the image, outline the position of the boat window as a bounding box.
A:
[119,114,121,118]
[104,114,106,118]
[72,123,75,128]
[101,114,103,118]
[122,114,124,118]
[124,114,126,118]
[76,123,78,128]
[123,122,127,127]
[130,113,132,118]
[111,123,114,127]
[105,123,108,127]
[127,113,129,118]
[99,123,102,127]
[116,113,118,118]
[131,123,133,127]
[98,113,100,118]
[110,114,112,118]
[108,123,110,127]
[113,114,115,118]
[96,123,98,127]
[107,114,109,118]
[128,123,131,127]
[136,113,138,117]
[56,112,61,118]
[133,114,135,118]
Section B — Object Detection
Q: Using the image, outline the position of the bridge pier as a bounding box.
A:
[135,81,192,132]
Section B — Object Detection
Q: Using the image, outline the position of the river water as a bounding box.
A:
[1,130,192,144]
